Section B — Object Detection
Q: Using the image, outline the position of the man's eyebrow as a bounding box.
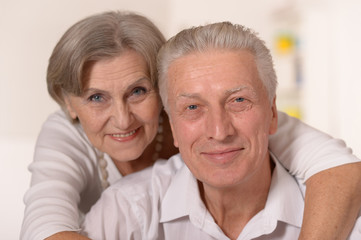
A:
[175,86,256,99]
[176,93,202,99]
[226,85,257,97]
[226,85,250,94]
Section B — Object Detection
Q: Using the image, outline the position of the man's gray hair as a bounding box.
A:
[157,21,277,112]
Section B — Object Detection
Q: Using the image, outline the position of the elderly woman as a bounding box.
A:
[21,11,361,240]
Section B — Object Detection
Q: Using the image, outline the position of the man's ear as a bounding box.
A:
[64,96,78,120]
[168,117,179,148]
[269,96,278,135]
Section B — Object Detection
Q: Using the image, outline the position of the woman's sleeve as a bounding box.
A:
[269,111,360,182]
[20,112,97,240]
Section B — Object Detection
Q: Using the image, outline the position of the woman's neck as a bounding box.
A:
[112,110,179,176]
[113,140,156,176]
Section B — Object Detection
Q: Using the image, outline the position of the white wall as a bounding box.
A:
[1,0,360,239]
[166,0,278,40]
[299,0,361,157]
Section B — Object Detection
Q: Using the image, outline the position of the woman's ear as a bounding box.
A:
[64,96,78,120]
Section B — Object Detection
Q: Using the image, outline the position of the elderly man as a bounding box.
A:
[82,22,361,239]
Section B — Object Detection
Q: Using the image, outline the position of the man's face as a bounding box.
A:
[167,49,277,189]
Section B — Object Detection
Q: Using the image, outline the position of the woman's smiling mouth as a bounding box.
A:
[109,128,140,141]
[111,129,137,138]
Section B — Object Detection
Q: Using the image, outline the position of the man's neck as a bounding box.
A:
[200,157,274,240]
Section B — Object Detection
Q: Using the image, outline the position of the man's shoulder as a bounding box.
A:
[89,154,185,233]
[83,156,185,239]
[107,154,184,200]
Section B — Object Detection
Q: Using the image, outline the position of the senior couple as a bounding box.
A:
[21,11,361,240]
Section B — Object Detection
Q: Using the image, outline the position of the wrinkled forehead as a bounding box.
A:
[166,49,264,98]
[82,50,150,89]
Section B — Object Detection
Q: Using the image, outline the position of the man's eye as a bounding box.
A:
[235,97,245,102]
[89,94,103,102]
[187,105,198,110]
[228,96,251,112]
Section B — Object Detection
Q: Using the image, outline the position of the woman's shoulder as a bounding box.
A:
[35,109,97,161]
[39,110,87,142]
[43,109,78,131]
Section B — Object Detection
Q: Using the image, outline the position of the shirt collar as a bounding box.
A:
[264,152,304,228]
[160,161,207,223]
[160,153,305,229]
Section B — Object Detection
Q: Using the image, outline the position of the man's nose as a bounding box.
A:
[206,107,235,141]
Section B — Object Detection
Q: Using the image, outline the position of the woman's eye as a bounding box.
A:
[128,86,149,103]
[89,94,103,102]
[131,87,147,96]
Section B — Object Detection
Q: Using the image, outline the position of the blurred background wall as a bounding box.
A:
[1,0,360,238]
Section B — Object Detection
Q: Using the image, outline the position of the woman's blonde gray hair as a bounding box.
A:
[47,11,165,111]
[157,21,277,112]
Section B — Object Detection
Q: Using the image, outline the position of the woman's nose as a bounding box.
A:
[110,102,133,129]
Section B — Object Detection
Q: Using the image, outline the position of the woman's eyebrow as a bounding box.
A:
[125,77,151,90]
[84,77,150,94]
[82,88,107,95]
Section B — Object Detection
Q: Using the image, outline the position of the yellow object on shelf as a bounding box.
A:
[284,106,302,119]
[275,33,295,55]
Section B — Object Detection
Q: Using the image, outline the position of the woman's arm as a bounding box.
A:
[269,111,361,239]
[299,163,361,240]
[21,111,98,240]
[46,231,91,240]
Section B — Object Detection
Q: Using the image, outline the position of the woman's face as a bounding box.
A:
[65,50,161,162]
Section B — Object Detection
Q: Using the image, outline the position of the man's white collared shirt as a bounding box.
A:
[82,153,361,240]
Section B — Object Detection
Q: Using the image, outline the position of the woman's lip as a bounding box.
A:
[108,127,140,141]
[111,129,137,138]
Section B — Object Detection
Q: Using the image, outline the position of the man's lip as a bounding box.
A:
[201,148,243,155]
[200,148,244,163]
